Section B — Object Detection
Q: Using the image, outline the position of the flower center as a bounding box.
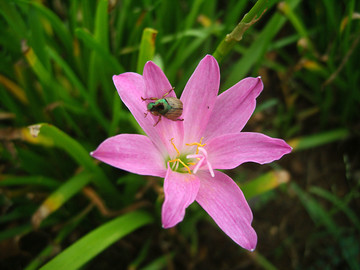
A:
[167,137,214,177]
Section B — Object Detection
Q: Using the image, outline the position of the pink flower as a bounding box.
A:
[91,55,292,251]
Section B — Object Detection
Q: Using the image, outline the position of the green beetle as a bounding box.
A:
[141,87,184,126]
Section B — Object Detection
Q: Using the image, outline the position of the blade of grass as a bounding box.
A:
[75,28,125,73]
[0,74,29,104]
[291,183,359,270]
[0,0,27,41]
[26,123,121,205]
[32,172,92,228]
[0,175,60,189]
[40,211,153,270]
[291,182,338,232]
[277,1,316,55]
[287,128,349,151]
[28,7,51,72]
[88,0,110,105]
[310,187,360,232]
[140,254,173,270]
[46,46,110,129]
[22,45,53,103]
[16,0,73,56]
[25,205,94,270]
[240,170,290,200]
[113,0,132,52]
[0,205,37,224]
[0,223,32,242]
[108,91,131,136]
[137,28,158,74]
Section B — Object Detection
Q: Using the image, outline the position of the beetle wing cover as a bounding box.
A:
[164,97,183,120]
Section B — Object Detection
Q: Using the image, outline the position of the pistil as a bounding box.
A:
[168,137,214,177]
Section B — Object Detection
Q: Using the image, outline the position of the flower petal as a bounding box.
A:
[143,62,184,156]
[91,134,166,177]
[206,132,292,170]
[204,77,263,140]
[113,73,166,154]
[143,61,176,99]
[180,55,220,143]
[196,170,257,250]
[162,168,200,228]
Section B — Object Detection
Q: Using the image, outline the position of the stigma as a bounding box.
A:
[187,147,214,177]
[168,138,215,177]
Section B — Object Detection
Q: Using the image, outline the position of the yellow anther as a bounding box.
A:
[186,137,206,154]
[169,159,192,174]
[187,162,196,165]
[170,138,180,157]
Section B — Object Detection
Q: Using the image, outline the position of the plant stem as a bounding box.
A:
[212,0,268,63]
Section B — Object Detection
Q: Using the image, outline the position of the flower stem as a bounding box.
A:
[212,0,268,63]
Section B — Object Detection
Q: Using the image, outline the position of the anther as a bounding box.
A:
[186,137,206,154]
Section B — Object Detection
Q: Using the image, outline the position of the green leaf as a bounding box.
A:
[88,0,110,102]
[0,223,32,242]
[288,129,349,151]
[27,123,121,205]
[75,28,125,73]
[25,204,93,270]
[137,28,158,74]
[240,170,290,200]
[18,0,73,55]
[0,175,60,189]
[40,211,153,270]
[46,46,110,129]
[310,187,360,232]
[0,0,27,41]
[32,172,92,228]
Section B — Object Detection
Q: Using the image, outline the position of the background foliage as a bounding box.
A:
[0,0,359,269]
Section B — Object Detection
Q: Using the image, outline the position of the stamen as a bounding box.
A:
[169,159,191,174]
[174,160,180,171]
[186,137,206,154]
[170,138,180,157]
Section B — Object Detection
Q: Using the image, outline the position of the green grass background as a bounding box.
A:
[0,0,359,269]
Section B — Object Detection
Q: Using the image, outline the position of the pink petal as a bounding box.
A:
[91,134,166,177]
[113,73,183,157]
[196,170,257,250]
[162,168,200,228]
[204,77,263,140]
[113,73,166,154]
[143,61,176,99]
[180,55,220,143]
[143,62,184,156]
[206,132,292,170]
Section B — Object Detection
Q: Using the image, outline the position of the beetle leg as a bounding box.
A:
[144,112,148,118]
[153,115,162,127]
[162,87,175,98]
[176,118,184,121]
[141,96,158,101]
